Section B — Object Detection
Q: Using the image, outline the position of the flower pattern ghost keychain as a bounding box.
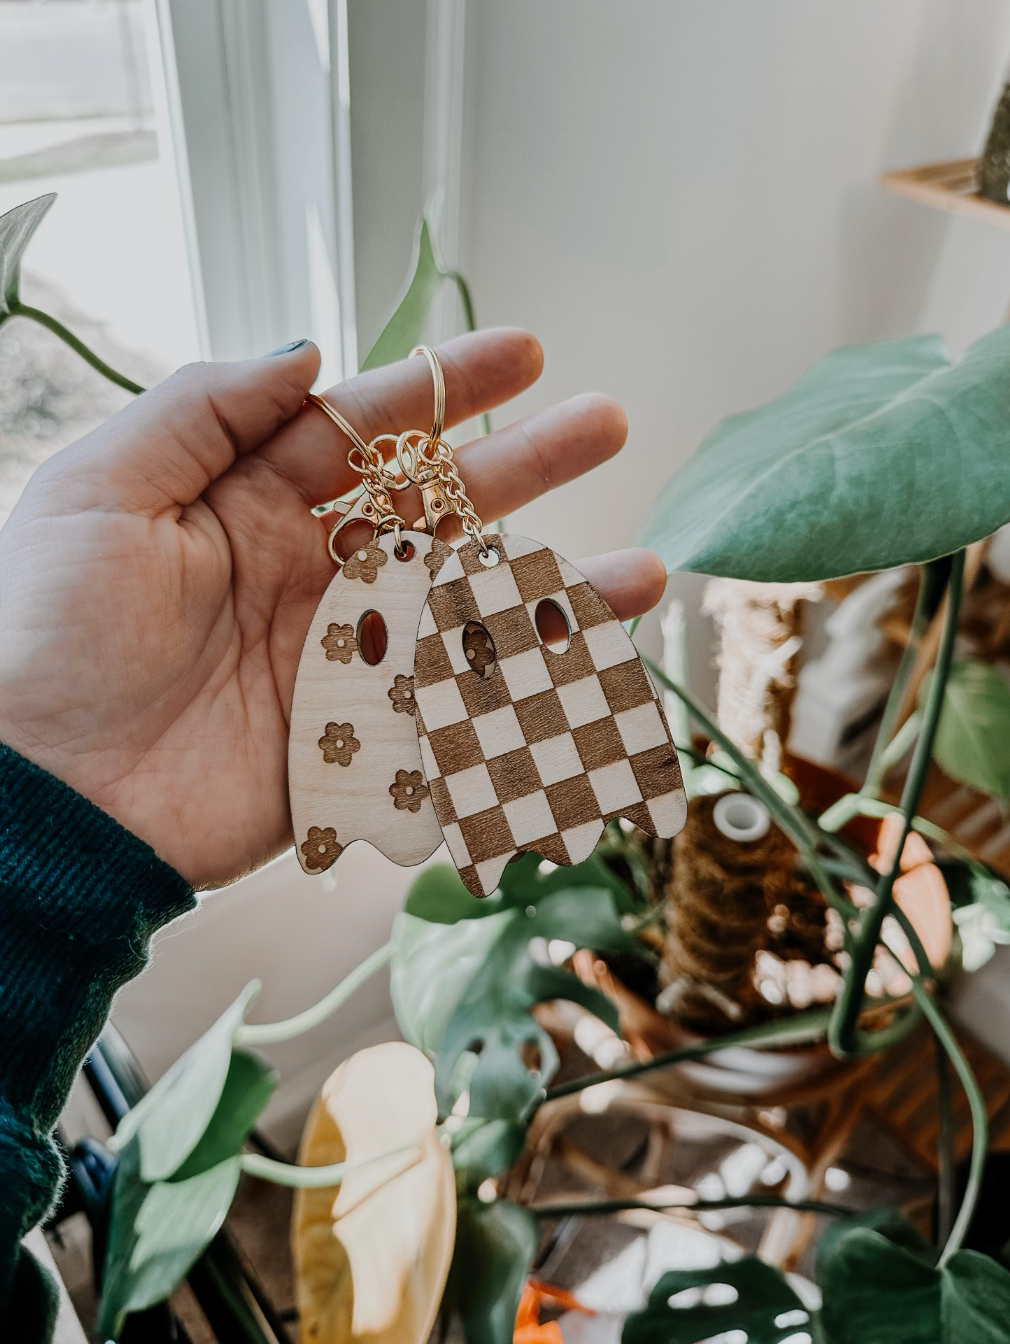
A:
[287,390,448,874]
[408,351,688,899]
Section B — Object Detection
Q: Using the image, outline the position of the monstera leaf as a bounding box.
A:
[924,659,1010,802]
[291,1043,455,1344]
[391,861,640,1121]
[639,327,1010,582]
[0,193,54,322]
[818,1228,1010,1343]
[623,1259,809,1344]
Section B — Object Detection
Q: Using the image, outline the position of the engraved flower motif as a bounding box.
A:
[318,721,360,766]
[424,538,454,579]
[388,673,417,716]
[321,623,356,663]
[301,825,343,872]
[343,541,388,583]
[389,769,429,813]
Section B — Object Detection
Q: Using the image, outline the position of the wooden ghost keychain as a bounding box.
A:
[409,350,688,898]
[288,384,452,874]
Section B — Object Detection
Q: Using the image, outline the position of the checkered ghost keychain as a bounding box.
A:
[408,352,688,899]
[287,389,452,875]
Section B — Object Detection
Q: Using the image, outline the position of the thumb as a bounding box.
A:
[61,340,321,512]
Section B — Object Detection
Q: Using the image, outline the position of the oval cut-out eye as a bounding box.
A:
[462,621,497,679]
[356,610,388,665]
[534,598,571,654]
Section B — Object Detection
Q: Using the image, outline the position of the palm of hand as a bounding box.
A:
[0,334,663,887]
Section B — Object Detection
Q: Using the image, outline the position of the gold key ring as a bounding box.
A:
[305,393,407,564]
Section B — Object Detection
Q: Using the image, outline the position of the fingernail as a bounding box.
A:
[264,338,309,357]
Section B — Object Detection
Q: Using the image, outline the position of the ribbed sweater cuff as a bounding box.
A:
[0,743,196,1128]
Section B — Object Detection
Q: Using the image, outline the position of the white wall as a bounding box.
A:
[95,3,1010,1123]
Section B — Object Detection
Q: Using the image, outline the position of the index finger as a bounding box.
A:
[256,327,544,505]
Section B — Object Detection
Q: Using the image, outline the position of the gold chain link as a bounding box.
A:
[305,345,488,561]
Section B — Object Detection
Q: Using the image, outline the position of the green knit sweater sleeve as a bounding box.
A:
[0,742,196,1336]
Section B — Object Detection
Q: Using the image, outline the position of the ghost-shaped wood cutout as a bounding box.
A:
[289,531,445,874]
[413,533,687,898]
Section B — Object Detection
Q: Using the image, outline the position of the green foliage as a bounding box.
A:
[622,1258,809,1344]
[169,1050,277,1182]
[99,1036,275,1336]
[97,1139,241,1340]
[818,1229,1010,1343]
[361,216,477,371]
[450,1198,538,1344]
[450,1119,527,1188]
[392,859,639,1120]
[391,904,513,1055]
[950,864,1010,970]
[622,1212,1010,1344]
[639,328,1010,582]
[0,193,54,321]
[110,982,260,1182]
[923,659,1010,801]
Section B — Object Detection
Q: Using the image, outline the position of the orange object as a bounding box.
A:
[869,814,952,970]
[514,1279,594,1344]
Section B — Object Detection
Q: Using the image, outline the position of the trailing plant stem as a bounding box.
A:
[529,1194,854,1220]
[936,1037,954,1247]
[913,982,988,1265]
[829,550,964,1059]
[545,1007,833,1099]
[236,942,392,1046]
[862,561,947,798]
[240,1140,420,1189]
[10,301,146,394]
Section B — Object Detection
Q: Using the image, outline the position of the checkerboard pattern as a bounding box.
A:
[413,534,687,898]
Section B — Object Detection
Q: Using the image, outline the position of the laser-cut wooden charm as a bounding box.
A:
[289,531,444,873]
[413,533,687,898]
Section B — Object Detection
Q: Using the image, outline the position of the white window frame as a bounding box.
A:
[147,0,357,385]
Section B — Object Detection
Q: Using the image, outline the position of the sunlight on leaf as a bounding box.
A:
[110,981,260,1182]
[292,1042,455,1344]
[640,329,1010,581]
[361,218,445,371]
[97,1138,241,1340]
[0,193,54,321]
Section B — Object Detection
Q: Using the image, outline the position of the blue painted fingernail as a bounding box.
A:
[264,338,309,357]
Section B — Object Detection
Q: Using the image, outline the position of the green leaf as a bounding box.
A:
[450,1197,538,1344]
[169,1050,277,1182]
[639,328,1010,581]
[819,1229,1010,1343]
[0,193,54,321]
[404,862,494,923]
[816,1207,934,1277]
[622,1258,807,1344]
[110,981,259,1182]
[97,1138,241,1340]
[361,218,445,371]
[391,908,513,1054]
[923,659,1010,801]
[496,850,637,916]
[434,887,635,1120]
[451,1119,526,1186]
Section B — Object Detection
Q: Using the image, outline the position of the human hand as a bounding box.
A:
[0,331,666,887]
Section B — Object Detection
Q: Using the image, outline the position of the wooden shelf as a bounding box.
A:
[880,157,1010,233]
